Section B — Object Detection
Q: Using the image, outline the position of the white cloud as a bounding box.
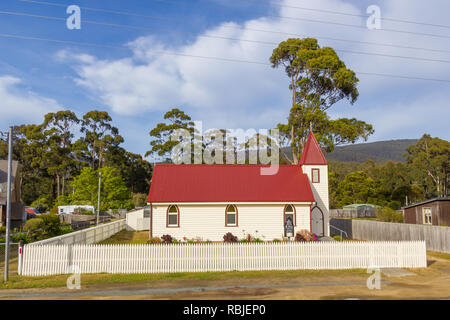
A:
[58,0,450,139]
[0,76,60,128]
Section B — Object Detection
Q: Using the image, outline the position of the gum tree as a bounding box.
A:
[270,38,373,164]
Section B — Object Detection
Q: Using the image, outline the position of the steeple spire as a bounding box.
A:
[299,131,327,165]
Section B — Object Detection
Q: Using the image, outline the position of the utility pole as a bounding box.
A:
[4,127,13,282]
[96,171,102,226]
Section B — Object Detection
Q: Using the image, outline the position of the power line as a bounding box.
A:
[148,0,450,39]
[3,10,450,65]
[17,0,450,55]
[2,32,450,84]
[205,0,450,30]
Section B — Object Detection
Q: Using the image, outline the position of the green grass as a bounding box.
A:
[428,251,450,261]
[98,230,149,244]
[0,268,367,290]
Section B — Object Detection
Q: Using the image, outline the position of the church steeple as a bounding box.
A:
[299,131,327,165]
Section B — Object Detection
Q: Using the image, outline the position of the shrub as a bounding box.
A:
[147,237,161,244]
[40,214,64,236]
[0,226,6,234]
[239,238,248,243]
[273,239,281,243]
[295,229,317,242]
[30,195,53,213]
[252,238,263,243]
[24,218,45,232]
[161,234,173,244]
[223,232,238,243]
[377,207,404,223]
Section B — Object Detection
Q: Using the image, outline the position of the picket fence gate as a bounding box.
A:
[19,240,427,276]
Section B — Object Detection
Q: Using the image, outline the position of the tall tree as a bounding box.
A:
[42,111,80,197]
[78,111,123,170]
[270,38,372,164]
[146,108,195,162]
[406,134,450,197]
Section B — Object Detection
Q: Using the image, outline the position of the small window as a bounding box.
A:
[284,204,296,226]
[143,207,150,218]
[167,205,179,227]
[423,208,432,225]
[312,168,320,183]
[226,205,238,227]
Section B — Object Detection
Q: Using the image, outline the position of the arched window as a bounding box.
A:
[284,204,296,226]
[225,205,238,227]
[167,205,179,227]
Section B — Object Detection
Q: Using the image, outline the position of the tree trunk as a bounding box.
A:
[56,174,60,198]
[62,173,65,196]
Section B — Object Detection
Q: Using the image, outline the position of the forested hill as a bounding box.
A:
[325,139,419,163]
[281,139,419,163]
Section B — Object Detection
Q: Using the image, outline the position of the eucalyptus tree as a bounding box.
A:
[270,38,373,164]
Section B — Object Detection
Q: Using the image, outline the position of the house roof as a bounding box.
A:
[299,132,327,165]
[148,164,315,203]
[402,197,450,210]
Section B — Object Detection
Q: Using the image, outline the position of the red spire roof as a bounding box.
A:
[299,132,327,165]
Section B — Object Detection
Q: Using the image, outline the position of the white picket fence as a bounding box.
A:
[19,240,427,276]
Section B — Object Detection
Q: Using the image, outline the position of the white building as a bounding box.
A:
[58,205,95,215]
[147,132,329,241]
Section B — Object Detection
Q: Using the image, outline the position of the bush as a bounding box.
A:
[223,232,238,243]
[377,207,404,223]
[161,234,173,244]
[252,238,263,243]
[132,193,148,208]
[273,239,281,243]
[147,237,161,244]
[295,230,318,242]
[24,218,45,232]
[30,195,53,213]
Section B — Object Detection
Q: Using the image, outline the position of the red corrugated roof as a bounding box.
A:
[148,164,315,203]
[299,132,327,165]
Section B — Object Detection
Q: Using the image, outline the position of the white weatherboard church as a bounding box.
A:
[147,132,329,241]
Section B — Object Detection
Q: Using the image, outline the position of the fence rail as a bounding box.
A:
[19,241,427,276]
[27,219,126,246]
[330,218,450,253]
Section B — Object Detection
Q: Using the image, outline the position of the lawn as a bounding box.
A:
[98,230,149,244]
[0,268,367,290]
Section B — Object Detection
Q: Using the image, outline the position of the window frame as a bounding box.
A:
[422,207,432,225]
[166,205,180,228]
[283,204,297,227]
[311,168,320,183]
[225,204,238,227]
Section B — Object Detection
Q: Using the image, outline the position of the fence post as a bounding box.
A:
[17,240,24,276]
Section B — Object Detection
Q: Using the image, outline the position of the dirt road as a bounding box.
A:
[1,252,449,300]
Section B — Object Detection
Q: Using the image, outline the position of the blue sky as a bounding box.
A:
[1,0,449,161]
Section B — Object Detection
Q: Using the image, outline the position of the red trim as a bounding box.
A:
[283,204,296,227]
[311,206,324,236]
[311,168,320,183]
[166,205,180,228]
[225,204,238,227]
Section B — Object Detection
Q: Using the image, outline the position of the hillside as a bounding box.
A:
[281,139,418,163]
[325,139,418,162]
